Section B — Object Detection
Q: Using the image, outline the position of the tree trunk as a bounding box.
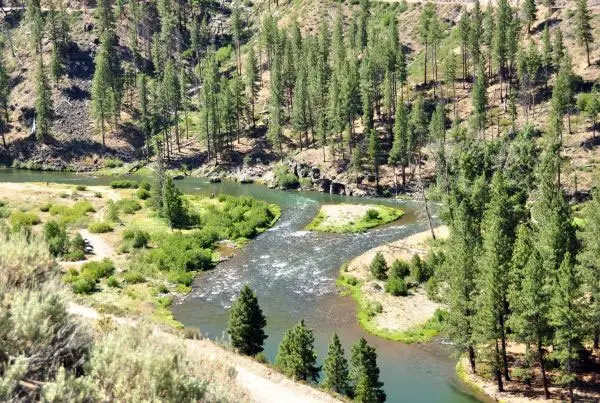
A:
[538,340,550,400]
[468,346,476,373]
[495,340,504,392]
[500,314,510,381]
[424,41,428,86]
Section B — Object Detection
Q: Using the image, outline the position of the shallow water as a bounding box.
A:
[0,169,485,402]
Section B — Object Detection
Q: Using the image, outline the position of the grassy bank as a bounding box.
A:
[306,204,404,233]
[337,271,445,344]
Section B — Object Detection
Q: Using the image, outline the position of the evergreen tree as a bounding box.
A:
[553,28,565,69]
[419,2,436,85]
[469,0,483,72]
[26,0,44,54]
[227,285,268,356]
[389,100,409,191]
[322,333,350,395]
[522,0,537,34]
[368,130,382,189]
[370,251,388,280]
[408,95,428,163]
[275,319,320,383]
[550,253,584,403]
[268,57,284,156]
[292,65,309,150]
[475,172,515,389]
[575,0,594,67]
[579,185,600,349]
[350,338,385,403]
[0,35,9,149]
[91,40,113,149]
[360,58,374,132]
[472,62,487,135]
[50,43,64,88]
[34,57,53,141]
[245,47,259,132]
[162,176,185,229]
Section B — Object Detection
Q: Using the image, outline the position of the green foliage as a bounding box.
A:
[88,221,114,233]
[227,285,268,356]
[110,180,139,189]
[136,188,151,200]
[64,259,115,294]
[49,201,95,226]
[274,165,300,190]
[162,177,186,229]
[10,211,41,232]
[123,270,145,284]
[43,221,68,256]
[275,319,320,383]
[75,185,87,191]
[104,158,123,168]
[350,338,385,402]
[322,333,350,395]
[144,232,213,272]
[390,259,410,278]
[365,209,380,220]
[116,198,142,214]
[385,276,408,296]
[370,252,388,280]
[122,228,150,249]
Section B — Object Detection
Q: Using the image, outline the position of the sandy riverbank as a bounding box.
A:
[340,226,448,342]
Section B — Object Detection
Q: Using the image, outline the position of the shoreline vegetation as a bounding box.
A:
[0,181,281,330]
[337,227,449,343]
[306,204,404,233]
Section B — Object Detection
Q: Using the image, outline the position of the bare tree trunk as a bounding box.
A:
[417,155,436,240]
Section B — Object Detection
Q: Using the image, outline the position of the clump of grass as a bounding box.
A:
[110,180,138,189]
[63,258,115,294]
[88,221,114,233]
[116,199,142,214]
[49,201,95,226]
[75,185,87,191]
[104,158,124,168]
[10,211,41,232]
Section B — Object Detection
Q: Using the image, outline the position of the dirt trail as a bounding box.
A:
[67,302,340,403]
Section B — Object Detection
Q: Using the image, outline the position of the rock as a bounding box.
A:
[240,178,254,184]
[330,181,346,195]
[367,174,376,183]
[310,167,321,180]
[173,174,185,180]
[317,178,332,193]
[209,177,222,183]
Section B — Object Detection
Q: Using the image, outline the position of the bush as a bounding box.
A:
[156,295,173,308]
[72,277,96,294]
[49,201,95,225]
[88,221,113,233]
[365,209,380,220]
[123,271,145,284]
[81,259,115,280]
[136,188,151,200]
[139,180,151,191]
[10,211,41,232]
[116,199,142,214]
[385,276,408,296]
[43,221,68,256]
[167,269,195,286]
[410,254,426,283]
[370,252,388,280]
[122,228,150,249]
[107,276,120,288]
[104,158,123,168]
[390,259,411,278]
[62,249,85,262]
[70,233,86,252]
[75,185,87,191]
[110,180,138,189]
[40,202,53,212]
[145,233,214,273]
[0,233,55,290]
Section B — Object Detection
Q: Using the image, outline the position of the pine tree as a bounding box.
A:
[245,47,259,132]
[160,59,181,152]
[419,2,436,86]
[370,251,388,280]
[579,185,600,349]
[91,40,113,149]
[26,0,44,54]
[408,95,427,164]
[389,100,409,192]
[469,0,483,72]
[553,28,565,69]
[322,333,350,395]
[268,57,284,156]
[227,285,268,356]
[550,253,584,403]
[50,43,64,88]
[162,176,185,229]
[231,7,243,74]
[475,172,515,390]
[458,10,471,83]
[575,0,594,67]
[472,62,487,136]
[275,319,320,383]
[522,0,537,34]
[350,338,385,403]
[360,58,374,132]
[368,130,382,189]
[292,65,309,150]
[0,35,9,149]
[34,57,53,141]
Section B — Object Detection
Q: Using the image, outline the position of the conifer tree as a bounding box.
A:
[550,253,584,403]
[458,11,471,83]
[408,95,427,163]
[368,130,382,189]
[419,2,436,85]
[579,185,600,348]
[522,0,537,34]
[245,47,259,132]
[227,285,268,356]
[397,43,407,98]
[575,0,594,67]
[34,57,53,141]
[26,0,44,54]
[389,100,409,192]
[292,65,309,150]
[91,40,113,149]
[268,57,284,156]
[0,35,9,149]
[472,62,487,136]
[475,172,515,389]
[469,0,483,72]
[360,58,374,132]
[50,43,64,88]
[370,251,388,280]
[275,319,320,383]
[350,338,385,403]
[322,333,350,395]
[162,176,185,229]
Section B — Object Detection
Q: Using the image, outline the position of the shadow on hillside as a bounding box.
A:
[61,85,90,101]
[531,18,562,35]
[581,132,600,149]
[65,43,94,80]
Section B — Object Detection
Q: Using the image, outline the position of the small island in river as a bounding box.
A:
[306,203,404,233]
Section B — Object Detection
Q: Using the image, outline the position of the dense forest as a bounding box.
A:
[0,0,600,401]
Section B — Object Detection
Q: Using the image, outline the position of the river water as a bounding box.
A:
[0,169,484,403]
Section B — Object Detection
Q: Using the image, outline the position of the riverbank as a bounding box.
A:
[306,204,404,233]
[338,226,448,343]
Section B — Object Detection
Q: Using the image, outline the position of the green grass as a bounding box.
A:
[337,271,444,344]
[306,204,403,233]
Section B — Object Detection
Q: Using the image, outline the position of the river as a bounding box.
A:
[0,169,484,403]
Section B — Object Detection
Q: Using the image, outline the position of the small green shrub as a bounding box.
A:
[116,199,142,214]
[40,202,53,212]
[10,211,41,232]
[136,188,151,200]
[167,269,195,286]
[94,192,102,198]
[107,276,120,288]
[110,180,138,189]
[81,259,115,280]
[75,185,87,191]
[122,228,150,249]
[70,233,86,252]
[62,249,85,262]
[123,271,145,284]
[104,158,124,168]
[72,277,95,294]
[365,209,380,220]
[139,181,151,191]
[390,259,411,278]
[255,352,269,364]
[385,276,408,296]
[156,296,173,308]
[370,252,388,280]
[88,221,114,233]
[183,327,201,340]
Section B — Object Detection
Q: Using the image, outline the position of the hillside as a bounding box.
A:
[0,0,599,198]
